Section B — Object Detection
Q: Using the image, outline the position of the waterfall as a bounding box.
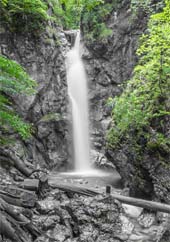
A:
[66,31,91,172]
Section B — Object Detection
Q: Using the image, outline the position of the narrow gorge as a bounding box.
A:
[0,0,170,242]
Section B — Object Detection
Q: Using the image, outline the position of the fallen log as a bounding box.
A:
[38,174,50,198]
[1,193,23,207]
[0,213,21,242]
[0,187,37,208]
[50,183,99,197]
[0,211,32,242]
[50,182,170,214]
[110,193,170,214]
[19,179,39,191]
[0,148,33,177]
[13,156,33,177]
[0,198,41,238]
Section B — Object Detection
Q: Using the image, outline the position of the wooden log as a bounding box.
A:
[0,213,19,242]
[38,174,49,198]
[19,179,39,191]
[0,148,32,177]
[106,185,111,195]
[0,211,31,242]
[0,198,41,238]
[50,183,99,197]
[0,188,37,208]
[110,193,170,214]
[39,174,49,189]
[51,182,170,214]
[63,204,80,237]
[13,156,32,177]
[0,198,30,224]
[1,194,23,207]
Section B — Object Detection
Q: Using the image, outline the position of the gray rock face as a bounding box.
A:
[82,0,148,154]
[81,0,170,203]
[0,24,70,170]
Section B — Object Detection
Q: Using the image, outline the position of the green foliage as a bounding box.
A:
[147,132,170,153]
[81,1,117,41]
[131,0,165,15]
[107,0,170,148]
[0,0,106,31]
[46,0,106,30]
[0,56,36,94]
[62,0,84,29]
[0,0,49,32]
[47,0,83,29]
[0,0,118,34]
[0,56,36,142]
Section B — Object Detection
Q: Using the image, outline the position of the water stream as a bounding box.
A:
[66,31,91,172]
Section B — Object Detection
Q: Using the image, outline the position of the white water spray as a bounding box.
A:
[66,31,91,172]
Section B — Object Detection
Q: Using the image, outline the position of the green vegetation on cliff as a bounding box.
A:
[1,0,164,34]
[0,0,89,31]
[0,0,116,38]
[131,0,164,15]
[0,56,36,143]
[107,0,170,151]
[0,0,49,32]
[81,0,115,41]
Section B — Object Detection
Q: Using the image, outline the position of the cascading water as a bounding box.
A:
[50,31,121,185]
[66,31,91,172]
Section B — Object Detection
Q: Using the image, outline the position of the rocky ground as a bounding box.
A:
[1,165,170,242]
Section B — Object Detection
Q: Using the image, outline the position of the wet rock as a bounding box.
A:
[138,212,155,228]
[120,215,134,235]
[0,25,69,170]
[90,149,115,170]
[35,225,71,242]
[41,215,60,231]
[36,198,60,214]
[69,195,122,241]
[122,204,143,218]
[81,0,149,173]
[64,30,77,47]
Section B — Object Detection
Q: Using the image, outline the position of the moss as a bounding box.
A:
[44,38,55,45]
[40,113,63,122]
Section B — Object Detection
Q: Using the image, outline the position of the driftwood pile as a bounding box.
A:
[0,148,49,242]
[0,175,49,241]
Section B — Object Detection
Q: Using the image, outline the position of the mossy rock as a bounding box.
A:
[39,113,63,122]
[147,133,170,155]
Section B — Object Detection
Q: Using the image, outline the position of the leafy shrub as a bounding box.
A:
[0,55,36,142]
[81,1,116,41]
[0,0,49,32]
[47,0,105,30]
[131,0,165,15]
[107,0,170,148]
[0,0,121,33]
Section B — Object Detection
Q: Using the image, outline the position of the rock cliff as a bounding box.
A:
[0,23,70,171]
[82,0,148,152]
[82,0,170,203]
